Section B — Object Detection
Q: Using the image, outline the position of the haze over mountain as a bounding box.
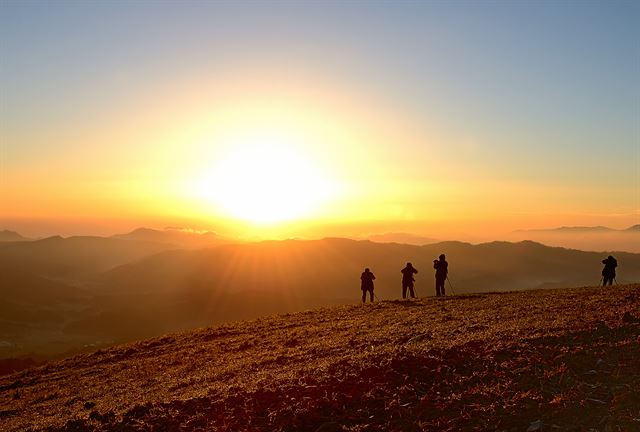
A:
[366,232,437,246]
[509,224,640,253]
[514,225,638,233]
[0,235,185,364]
[1,233,639,366]
[0,235,175,280]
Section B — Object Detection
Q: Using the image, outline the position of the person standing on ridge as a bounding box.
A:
[400,262,418,299]
[433,254,448,296]
[601,255,618,286]
[360,268,376,303]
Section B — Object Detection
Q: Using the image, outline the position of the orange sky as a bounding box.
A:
[1,3,638,240]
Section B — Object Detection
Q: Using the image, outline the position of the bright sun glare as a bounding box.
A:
[195,137,336,224]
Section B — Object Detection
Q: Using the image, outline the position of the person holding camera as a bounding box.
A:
[433,254,448,296]
[601,255,617,286]
[360,267,376,303]
[400,262,418,299]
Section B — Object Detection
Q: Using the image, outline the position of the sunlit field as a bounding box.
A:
[3,286,639,431]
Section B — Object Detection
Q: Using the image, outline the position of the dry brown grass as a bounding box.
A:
[1,285,639,431]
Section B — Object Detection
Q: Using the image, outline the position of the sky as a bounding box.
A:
[1,1,638,240]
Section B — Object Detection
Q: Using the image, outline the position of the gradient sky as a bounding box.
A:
[1,1,638,239]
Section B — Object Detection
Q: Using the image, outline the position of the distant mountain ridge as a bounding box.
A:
[515,225,638,233]
[0,235,176,280]
[0,230,31,242]
[510,224,640,253]
[111,227,230,249]
[367,232,437,245]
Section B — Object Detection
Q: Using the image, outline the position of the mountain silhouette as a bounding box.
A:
[99,238,640,296]
[0,235,175,280]
[111,227,230,249]
[2,237,639,362]
[367,232,437,245]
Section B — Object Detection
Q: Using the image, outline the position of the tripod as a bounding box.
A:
[446,276,456,296]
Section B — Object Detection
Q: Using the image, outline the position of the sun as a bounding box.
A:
[196,139,336,224]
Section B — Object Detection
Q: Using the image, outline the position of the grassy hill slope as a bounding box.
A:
[1,285,639,431]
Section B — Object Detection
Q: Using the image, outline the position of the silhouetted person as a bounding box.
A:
[400,262,418,299]
[433,254,448,296]
[601,255,617,286]
[360,268,376,303]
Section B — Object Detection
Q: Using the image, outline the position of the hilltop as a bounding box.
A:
[1,285,639,431]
